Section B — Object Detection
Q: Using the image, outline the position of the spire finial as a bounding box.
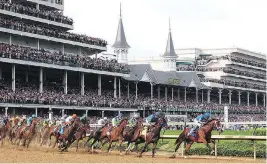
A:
[169,17,171,31]
[120,2,122,18]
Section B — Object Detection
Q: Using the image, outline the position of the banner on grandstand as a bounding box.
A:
[224,106,228,123]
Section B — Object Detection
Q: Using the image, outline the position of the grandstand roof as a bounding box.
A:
[112,3,130,49]
[125,64,209,89]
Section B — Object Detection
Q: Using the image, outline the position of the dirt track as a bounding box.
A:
[0,144,265,163]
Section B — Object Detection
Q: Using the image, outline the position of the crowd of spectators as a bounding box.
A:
[0,79,265,122]
[200,78,266,90]
[230,55,266,69]
[0,17,107,47]
[176,65,195,71]
[0,0,73,25]
[229,114,265,122]
[223,67,266,80]
[0,43,130,73]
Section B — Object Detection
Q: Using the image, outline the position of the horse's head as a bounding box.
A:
[119,118,128,128]
[156,118,168,129]
[136,117,143,127]
[206,118,222,132]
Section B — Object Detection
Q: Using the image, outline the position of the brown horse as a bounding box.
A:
[137,118,168,157]
[67,124,90,152]
[0,118,12,146]
[106,119,128,153]
[124,117,144,154]
[171,118,222,158]
[13,118,39,148]
[58,118,81,152]
[85,123,111,152]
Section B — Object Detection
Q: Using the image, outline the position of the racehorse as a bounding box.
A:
[137,118,168,157]
[67,124,90,152]
[171,118,222,158]
[0,118,12,146]
[13,118,39,148]
[58,118,81,152]
[85,123,111,152]
[124,117,144,154]
[106,118,128,153]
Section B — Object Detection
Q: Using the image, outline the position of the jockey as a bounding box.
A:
[112,113,123,127]
[80,114,87,124]
[27,114,36,126]
[128,114,138,128]
[58,114,68,135]
[65,115,73,126]
[187,112,211,137]
[98,117,108,125]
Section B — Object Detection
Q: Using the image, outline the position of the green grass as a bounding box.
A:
[161,130,254,136]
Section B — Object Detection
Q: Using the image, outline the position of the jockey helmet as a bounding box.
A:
[32,114,36,118]
[104,117,107,120]
[72,114,77,118]
[204,112,211,118]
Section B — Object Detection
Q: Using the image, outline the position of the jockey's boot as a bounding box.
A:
[187,127,195,137]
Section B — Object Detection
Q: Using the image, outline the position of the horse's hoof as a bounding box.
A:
[169,154,176,158]
[210,150,215,155]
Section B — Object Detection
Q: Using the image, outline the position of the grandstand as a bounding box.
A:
[0,0,266,122]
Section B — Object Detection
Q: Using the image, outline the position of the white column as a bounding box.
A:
[35,108,38,117]
[201,89,204,103]
[255,93,258,107]
[171,88,174,101]
[37,39,40,50]
[0,68,2,80]
[127,82,130,99]
[264,94,266,107]
[247,92,250,106]
[48,107,53,121]
[150,83,153,99]
[63,70,67,94]
[165,87,167,101]
[98,75,101,96]
[158,86,160,99]
[62,109,65,117]
[207,89,211,103]
[184,87,187,102]
[135,82,138,100]
[114,77,117,98]
[5,107,8,117]
[102,111,104,118]
[12,64,15,92]
[62,44,65,54]
[241,91,243,105]
[81,73,85,96]
[25,71,29,82]
[218,89,222,105]
[177,88,180,101]
[196,88,199,103]
[36,3,39,10]
[118,78,121,99]
[229,90,232,105]
[39,67,43,93]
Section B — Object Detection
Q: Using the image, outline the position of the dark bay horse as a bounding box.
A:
[171,118,222,158]
[58,118,81,152]
[106,119,128,153]
[0,118,12,146]
[124,117,144,154]
[137,118,168,157]
[67,124,90,152]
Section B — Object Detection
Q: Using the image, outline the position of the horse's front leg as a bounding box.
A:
[209,139,215,155]
[125,141,131,154]
[118,139,123,154]
[76,139,79,152]
[185,141,194,155]
[107,140,113,153]
[200,138,213,154]
[152,142,158,158]
[138,142,148,158]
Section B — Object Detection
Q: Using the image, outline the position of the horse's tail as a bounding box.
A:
[175,130,185,145]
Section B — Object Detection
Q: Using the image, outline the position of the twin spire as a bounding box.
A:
[112,2,130,49]
[112,3,176,59]
[162,18,177,58]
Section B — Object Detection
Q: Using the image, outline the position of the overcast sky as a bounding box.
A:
[64,0,267,59]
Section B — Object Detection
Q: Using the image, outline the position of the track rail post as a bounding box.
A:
[215,139,217,158]
[253,140,256,160]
